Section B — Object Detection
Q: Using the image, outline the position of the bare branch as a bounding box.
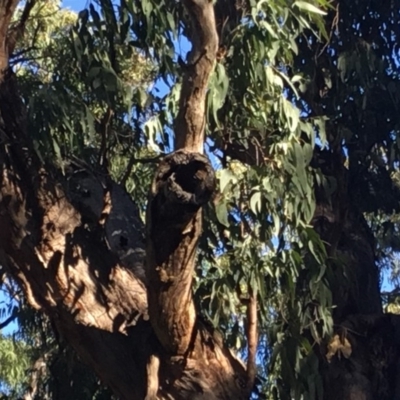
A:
[246,286,258,392]
[174,0,219,153]
[0,313,17,330]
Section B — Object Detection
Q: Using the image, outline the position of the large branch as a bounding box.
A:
[0,0,20,70]
[174,0,218,153]
[146,0,218,356]
[0,68,150,398]
[145,152,249,399]
[145,2,250,398]
[146,150,215,354]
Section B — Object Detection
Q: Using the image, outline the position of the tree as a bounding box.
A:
[1,0,400,399]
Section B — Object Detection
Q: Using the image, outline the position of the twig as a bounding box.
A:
[120,154,162,187]
[0,313,17,330]
[98,106,114,169]
[317,3,339,59]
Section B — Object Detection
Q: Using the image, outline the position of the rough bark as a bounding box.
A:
[0,71,150,398]
[312,151,400,400]
[146,150,216,355]
[322,313,400,400]
[0,1,248,399]
[0,1,19,71]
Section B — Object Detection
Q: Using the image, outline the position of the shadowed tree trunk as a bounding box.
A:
[0,1,249,399]
[312,149,400,400]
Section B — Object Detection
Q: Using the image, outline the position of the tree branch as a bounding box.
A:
[147,0,218,357]
[7,0,38,55]
[0,313,17,330]
[0,0,20,70]
[0,73,149,398]
[246,286,258,392]
[146,150,216,354]
[174,0,219,153]
[0,2,249,398]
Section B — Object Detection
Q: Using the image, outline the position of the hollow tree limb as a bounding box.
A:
[146,150,216,355]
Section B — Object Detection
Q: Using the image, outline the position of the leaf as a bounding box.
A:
[250,191,262,214]
[218,169,237,193]
[294,1,327,15]
[120,5,131,42]
[137,87,148,108]
[90,4,103,33]
[215,201,230,227]
[208,63,229,126]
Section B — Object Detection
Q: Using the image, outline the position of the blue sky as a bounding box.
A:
[63,0,87,10]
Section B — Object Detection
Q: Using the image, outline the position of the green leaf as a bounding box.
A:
[219,169,237,193]
[215,201,230,227]
[294,1,327,15]
[250,191,262,214]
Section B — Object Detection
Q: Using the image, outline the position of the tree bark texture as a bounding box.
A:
[146,150,216,355]
[0,1,247,399]
[312,150,400,400]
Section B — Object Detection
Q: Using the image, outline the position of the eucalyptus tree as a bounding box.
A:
[1,0,400,400]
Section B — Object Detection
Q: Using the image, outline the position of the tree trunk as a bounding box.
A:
[0,1,248,399]
[312,147,400,400]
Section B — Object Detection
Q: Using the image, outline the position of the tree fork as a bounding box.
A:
[145,1,249,397]
[146,0,218,355]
